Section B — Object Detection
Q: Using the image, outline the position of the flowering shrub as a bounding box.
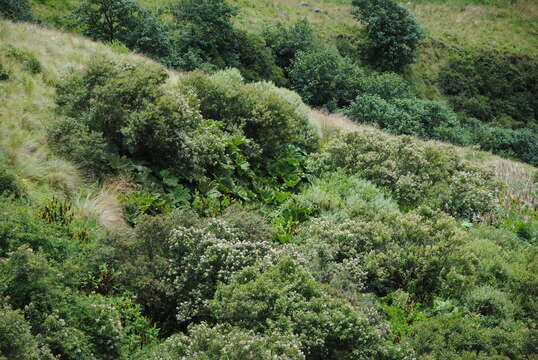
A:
[313,131,498,220]
[167,219,275,326]
[297,206,461,301]
[137,323,305,360]
[211,258,399,360]
[0,302,55,360]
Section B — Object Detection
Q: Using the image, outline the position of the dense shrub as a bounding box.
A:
[211,258,397,360]
[439,50,538,128]
[0,164,24,198]
[464,119,538,166]
[465,285,516,323]
[313,131,497,219]
[167,219,275,326]
[177,69,319,160]
[234,31,286,85]
[352,0,425,71]
[0,0,32,21]
[103,211,274,333]
[288,47,364,110]
[52,58,234,182]
[74,0,175,63]
[345,95,463,141]
[296,203,462,301]
[172,0,285,83]
[410,312,534,360]
[137,323,305,360]
[172,0,239,70]
[0,203,75,261]
[356,71,415,100]
[262,18,316,70]
[0,303,54,360]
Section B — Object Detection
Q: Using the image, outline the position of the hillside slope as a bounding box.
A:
[1,19,535,211]
[1,18,538,360]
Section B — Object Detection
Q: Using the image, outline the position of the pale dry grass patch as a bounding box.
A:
[73,183,128,230]
[310,109,375,140]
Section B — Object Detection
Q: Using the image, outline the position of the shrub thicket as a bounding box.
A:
[0,303,55,360]
[177,69,318,160]
[74,0,175,64]
[172,0,284,83]
[211,258,398,360]
[0,164,24,198]
[137,323,305,360]
[352,0,424,71]
[51,58,230,182]
[0,0,32,21]
[464,119,538,166]
[262,18,316,70]
[345,95,462,141]
[439,50,538,128]
[313,131,497,219]
[289,47,364,110]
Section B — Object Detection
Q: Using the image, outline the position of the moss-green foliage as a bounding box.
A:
[211,258,400,360]
[439,50,538,128]
[313,131,497,219]
[234,31,286,85]
[288,46,364,110]
[0,303,55,360]
[137,323,305,360]
[74,0,175,65]
[262,18,316,71]
[352,0,425,71]
[345,95,463,142]
[0,164,24,198]
[410,312,535,360]
[97,209,275,334]
[464,118,538,166]
[0,200,159,360]
[51,58,227,181]
[171,0,284,84]
[178,69,319,160]
[290,180,462,300]
[0,0,32,21]
[2,11,538,360]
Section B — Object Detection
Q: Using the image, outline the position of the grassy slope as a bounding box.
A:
[0,20,163,227]
[30,0,538,54]
[29,0,538,100]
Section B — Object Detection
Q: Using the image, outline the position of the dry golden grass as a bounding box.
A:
[72,183,128,229]
[0,20,156,226]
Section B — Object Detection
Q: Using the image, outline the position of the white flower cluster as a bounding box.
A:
[167,219,274,324]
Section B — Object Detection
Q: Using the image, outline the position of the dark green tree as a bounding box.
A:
[262,18,315,70]
[0,0,32,21]
[172,0,239,69]
[74,0,174,63]
[352,0,424,71]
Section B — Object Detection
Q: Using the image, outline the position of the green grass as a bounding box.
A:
[29,0,538,55]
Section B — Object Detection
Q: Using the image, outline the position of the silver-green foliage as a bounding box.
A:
[313,131,497,220]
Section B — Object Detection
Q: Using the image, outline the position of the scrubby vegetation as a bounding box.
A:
[1,0,537,358]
